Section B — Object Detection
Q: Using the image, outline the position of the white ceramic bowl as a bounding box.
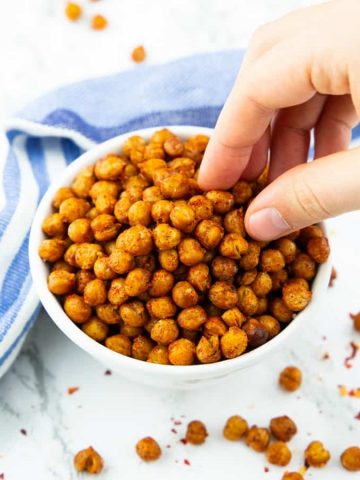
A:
[29,126,331,389]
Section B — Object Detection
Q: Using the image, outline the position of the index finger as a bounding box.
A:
[198,40,315,190]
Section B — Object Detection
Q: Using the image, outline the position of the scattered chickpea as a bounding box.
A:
[341,446,360,471]
[305,441,331,468]
[267,441,292,466]
[279,366,302,392]
[186,420,208,445]
[131,45,146,63]
[91,14,108,30]
[136,437,161,461]
[270,416,297,442]
[74,446,103,474]
[282,473,303,480]
[65,2,82,22]
[223,415,248,441]
[246,426,271,452]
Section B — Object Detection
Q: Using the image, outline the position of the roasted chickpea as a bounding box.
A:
[223,415,248,441]
[64,294,92,323]
[42,213,66,237]
[74,446,103,474]
[135,254,157,272]
[279,366,302,392]
[68,218,94,243]
[71,166,95,198]
[124,268,151,296]
[159,171,190,199]
[163,135,184,157]
[270,269,288,291]
[232,181,252,205]
[84,279,107,306]
[239,242,261,270]
[93,192,117,214]
[39,238,66,263]
[237,286,258,316]
[107,249,134,275]
[94,154,126,180]
[184,135,208,163]
[270,298,294,323]
[139,158,167,181]
[142,185,163,203]
[188,195,213,220]
[187,263,211,292]
[52,187,74,209]
[243,319,269,347]
[129,143,146,165]
[149,270,174,297]
[147,344,170,364]
[220,326,248,359]
[123,135,146,157]
[169,202,196,233]
[177,306,207,330]
[261,249,285,273]
[282,280,312,312]
[48,270,75,295]
[307,237,330,263]
[282,473,303,480]
[341,446,360,471]
[275,238,297,263]
[270,416,297,442]
[59,197,90,222]
[196,335,221,363]
[267,441,292,466]
[146,296,177,319]
[121,325,143,338]
[172,281,199,308]
[93,257,116,281]
[211,257,237,281]
[237,269,257,286]
[90,180,119,200]
[204,316,228,337]
[51,260,75,273]
[209,281,238,310]
[90,214,120,242]
[158,249,179,272]
[305,441,331,468]
[255,297,268,316]
[108,278,129,306]
[186,420,208,444]
[119,225,153,256]
[81,317,109,342]
[258,315,281,339]
[182,328,201,344]
[151,200,173,223]
[136,437,161,461]
[96,303,121,324]
[206,190,234,214]
[178,238,205,266]
[168,338,196,365]
[75,243,102,270]
[131,335,154,361]
[299,225,324,242]
[153,224,181,250]
[223,208,246,235]
[292,253,316,280]
[120,301,148,327]
[126,200,152,227]
[246,426,271,452]
[221,308,246,328]
[76,270,96,294]
[105,334,132,356]
[252,272,272,297]
[195,219,224,249]
[150,319,179,345]
[114,196,131,223]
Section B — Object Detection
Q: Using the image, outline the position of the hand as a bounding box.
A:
[198,0,360,240]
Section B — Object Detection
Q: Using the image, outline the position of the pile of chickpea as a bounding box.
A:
[38,128,330,366]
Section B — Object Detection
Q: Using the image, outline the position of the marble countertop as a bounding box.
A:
[0,1,359,479]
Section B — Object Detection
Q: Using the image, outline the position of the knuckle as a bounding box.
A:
[292,172,331,221]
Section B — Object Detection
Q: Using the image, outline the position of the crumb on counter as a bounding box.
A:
[132,45,146,63]
[65,2,82,21]
[91,14,108,30]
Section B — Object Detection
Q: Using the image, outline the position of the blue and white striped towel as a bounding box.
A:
[0,50,245,378]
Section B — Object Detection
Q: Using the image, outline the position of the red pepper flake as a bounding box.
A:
[171,428,177,434]
[174,420,182,426]
[20,429,27,436]
[184,459,191,466]
[180,438,188,445]
[349,388,360,398]
[67,386,79,395]
[328,267,337,287]
[355,412,360,420]
[322,352,330,360]
[264,467,269,473]
[104,369,112,375]
[344,342,359,369]
[0,474,5,479]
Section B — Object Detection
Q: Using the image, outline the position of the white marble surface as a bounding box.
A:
[0,1,359,479]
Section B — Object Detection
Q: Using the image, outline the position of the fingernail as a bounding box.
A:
[248,208,290,240]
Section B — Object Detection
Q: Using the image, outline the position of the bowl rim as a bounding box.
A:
[29,125,331,379]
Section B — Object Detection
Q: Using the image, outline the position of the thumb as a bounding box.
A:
[245,147,360,241]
